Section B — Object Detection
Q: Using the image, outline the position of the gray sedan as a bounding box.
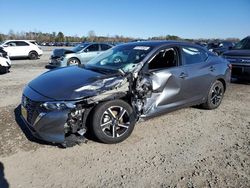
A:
[47,42,113,68]
[21,41,231,146]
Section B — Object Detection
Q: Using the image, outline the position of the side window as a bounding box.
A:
[85,44,99,52]
[148,48,178,70]
[7,42,17,46]
[16,41,29,46]
[181,47,207,65]
[100,44,112,51]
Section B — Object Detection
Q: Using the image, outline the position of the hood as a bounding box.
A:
[223,49,250,57]
[28,66,121,100]
[52,48,75,58]
[28,66,125,101]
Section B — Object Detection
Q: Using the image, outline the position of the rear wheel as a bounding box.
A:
[28,51,38,60]
[67,58,80,66]
[201,80,224,109]
[0,66,9,74]
[91,100,136,144]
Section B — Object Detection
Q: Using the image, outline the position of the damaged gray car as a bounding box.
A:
[21,41,231,146]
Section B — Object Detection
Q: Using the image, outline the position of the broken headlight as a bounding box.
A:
[41,101,76,110]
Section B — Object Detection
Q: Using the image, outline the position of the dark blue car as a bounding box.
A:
[223,36,250,81]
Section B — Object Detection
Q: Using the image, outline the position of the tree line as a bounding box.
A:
[0,30,240,43]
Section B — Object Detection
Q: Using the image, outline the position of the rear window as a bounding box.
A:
[234,38,250,50]
[30,41,38,45]
[16,41,29,46]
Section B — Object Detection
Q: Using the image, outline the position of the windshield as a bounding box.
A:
[85,44,152,73]
[72,43,89,52]
[233,38,250,50]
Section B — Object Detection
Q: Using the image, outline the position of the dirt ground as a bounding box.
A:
[0,47,249,188]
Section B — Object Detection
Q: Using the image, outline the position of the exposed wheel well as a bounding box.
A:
[67,57,80,64]
[217,78,226,91]
[29,50,38,55]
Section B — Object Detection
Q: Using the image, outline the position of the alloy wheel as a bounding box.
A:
[210,84,223,106]
[100,106,130,138]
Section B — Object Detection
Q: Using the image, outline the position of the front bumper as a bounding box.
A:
[21,105,69,143]
[21,86,69,143]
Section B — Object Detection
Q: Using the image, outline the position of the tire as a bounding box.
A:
[67,58,80,66]
[28,51,38,60]
[201,80,224,109]
[0,66,9,74]
[91,100,136,144]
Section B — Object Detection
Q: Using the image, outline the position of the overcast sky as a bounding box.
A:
[1,0,250,39]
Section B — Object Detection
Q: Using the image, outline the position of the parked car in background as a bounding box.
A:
[222,36,250,81]
[21,41,231,146]
[0,47,11,74]
[0,40,43,59]
[46,42,113,68]
[207,41,234,55]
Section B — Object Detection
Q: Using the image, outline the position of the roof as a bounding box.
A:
[120,40,202,48]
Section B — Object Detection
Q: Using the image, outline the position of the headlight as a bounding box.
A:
[41,101,76,110]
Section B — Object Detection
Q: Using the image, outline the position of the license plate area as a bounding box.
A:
[21,105,28,121]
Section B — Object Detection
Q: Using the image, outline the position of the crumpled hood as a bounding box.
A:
[52,48,75,58]
[223,49,250,57]
[28,66,122,100]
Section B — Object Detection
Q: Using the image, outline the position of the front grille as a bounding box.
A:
[50,57,62,65]
[22,95,41,125]
[224,56,250,64]
[0,48,8,58]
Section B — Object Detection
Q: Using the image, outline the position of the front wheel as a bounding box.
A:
[28,51,38,60]
[91,100,136,144]
[201,80,224,109]
[67,58,80,66]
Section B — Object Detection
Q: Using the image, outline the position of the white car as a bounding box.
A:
[0,40,43,59]
[0,48,11,74]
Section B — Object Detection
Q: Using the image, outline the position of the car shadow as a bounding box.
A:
[14,105,59,147]
[10,57,40,60]
[0,162,9,188]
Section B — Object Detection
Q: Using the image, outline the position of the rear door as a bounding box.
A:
[180,46,213,101]
[15,41,30,56]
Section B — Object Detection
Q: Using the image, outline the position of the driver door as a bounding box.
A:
[140,47,189,117]
[80,44,100,63]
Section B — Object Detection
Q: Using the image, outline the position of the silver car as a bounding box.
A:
[47,42,113,68]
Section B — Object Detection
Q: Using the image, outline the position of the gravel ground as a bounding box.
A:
[0,47,249,188]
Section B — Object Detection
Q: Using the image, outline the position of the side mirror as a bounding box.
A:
[84,49,89,53]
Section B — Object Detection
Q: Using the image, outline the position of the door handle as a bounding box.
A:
[179,72,188,79]
[209,66,216,71]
